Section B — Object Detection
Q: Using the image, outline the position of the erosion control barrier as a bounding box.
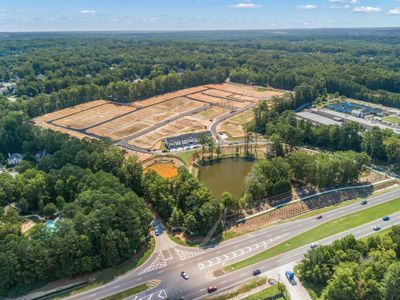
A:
[236,179,397,224]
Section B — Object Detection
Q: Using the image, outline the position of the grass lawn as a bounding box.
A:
[241,284,289,300]
[209,278,267,300]
[100,284,148,300]
[167,233,202,247]
[383,116,400,124]
[224,198,400,272]
[173,150,198,166]
[50,237,155,299]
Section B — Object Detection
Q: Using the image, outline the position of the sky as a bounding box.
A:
[0,0,400,32]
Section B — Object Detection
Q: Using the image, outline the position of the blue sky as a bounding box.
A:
[0,0,399,32]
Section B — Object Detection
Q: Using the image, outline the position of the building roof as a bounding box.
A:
[165,131,212,147]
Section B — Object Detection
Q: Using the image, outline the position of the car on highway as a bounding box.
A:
[383,216,390,221]
[252,269,261,276]
[315,215,323,220]
[373,226,381,231]
[155,230,160,236]
[181,271,189,280]
[208,285,218,293]
[310,242,319,249]
[360,200,368,205]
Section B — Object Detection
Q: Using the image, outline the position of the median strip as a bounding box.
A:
[224,198,400,272]
[100,283,148,300]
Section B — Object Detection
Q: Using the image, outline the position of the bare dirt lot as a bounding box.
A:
[128,116,208,149]
[218,110,255,138]
[34,83,284,152]
[206,83,286,99]
[35,100,108,123]
[53,103,136,130]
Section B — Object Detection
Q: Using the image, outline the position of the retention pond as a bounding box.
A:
[197,158,255,199]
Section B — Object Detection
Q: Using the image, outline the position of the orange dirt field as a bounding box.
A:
[144,162,179,178]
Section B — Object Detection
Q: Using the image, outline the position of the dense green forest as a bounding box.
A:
[1,29,400,118]
[298,227,400,299]
[1,29,400,296]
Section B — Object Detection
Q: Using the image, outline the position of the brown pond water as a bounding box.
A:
[197,158,255,199]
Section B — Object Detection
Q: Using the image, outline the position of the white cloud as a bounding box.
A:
[80,10,96,16]
[353,6,382,13]
[329,0,359,3]
[232,3,261,9]
[388,8,400,15]
[298,4,317,10]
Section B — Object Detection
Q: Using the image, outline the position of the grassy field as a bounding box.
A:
[241,284,289,300]
[174,149,199,166]
[383,116,400,124]
[224,198,400,272]
[100,284,148,300]
[50,237,155,299]
[208,278,267,300]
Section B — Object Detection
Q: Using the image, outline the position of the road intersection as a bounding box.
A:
[65,187,400,300]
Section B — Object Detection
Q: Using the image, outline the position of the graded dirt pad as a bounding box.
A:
[36,100,108,123]
[142,97,207,124]
[203,89,234,98]
[218,110,255,138]
[188,92,249,109]
[130,86,208,108]
[206,83,285,99]
[228,110,255,124]
[38,122,92,140]
[219,122,246,138]
[53,103,137,130]
[89,97,206,140]
[229,94,260,103]
[128,117,208,149]
[193,106,231,121]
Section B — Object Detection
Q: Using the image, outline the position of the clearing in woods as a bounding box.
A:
[34,83,286,156]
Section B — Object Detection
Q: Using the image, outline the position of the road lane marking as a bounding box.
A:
[178,263,184,267]
[197,233,290,270]
[135,277,143,281]
[113,285,121,289]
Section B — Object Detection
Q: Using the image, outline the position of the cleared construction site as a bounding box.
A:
[34,83,285,155]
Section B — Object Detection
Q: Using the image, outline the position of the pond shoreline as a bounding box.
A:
[196,157,256,198]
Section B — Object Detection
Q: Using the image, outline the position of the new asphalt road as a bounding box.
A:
[65,188,400,300]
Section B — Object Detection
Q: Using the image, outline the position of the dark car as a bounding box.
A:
[383,216,390,221]
[373,226,381,231]
[252,269,261,276]
[316,215,323,220]
[208,285,218,293]
[361,200,368,205]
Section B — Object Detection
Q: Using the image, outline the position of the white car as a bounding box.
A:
[310,243,319,249]
[181,271,189,280]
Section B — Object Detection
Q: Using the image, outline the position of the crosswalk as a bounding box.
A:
[138,252,167,275]
[174,248,203,261]
[198,233,290,270]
